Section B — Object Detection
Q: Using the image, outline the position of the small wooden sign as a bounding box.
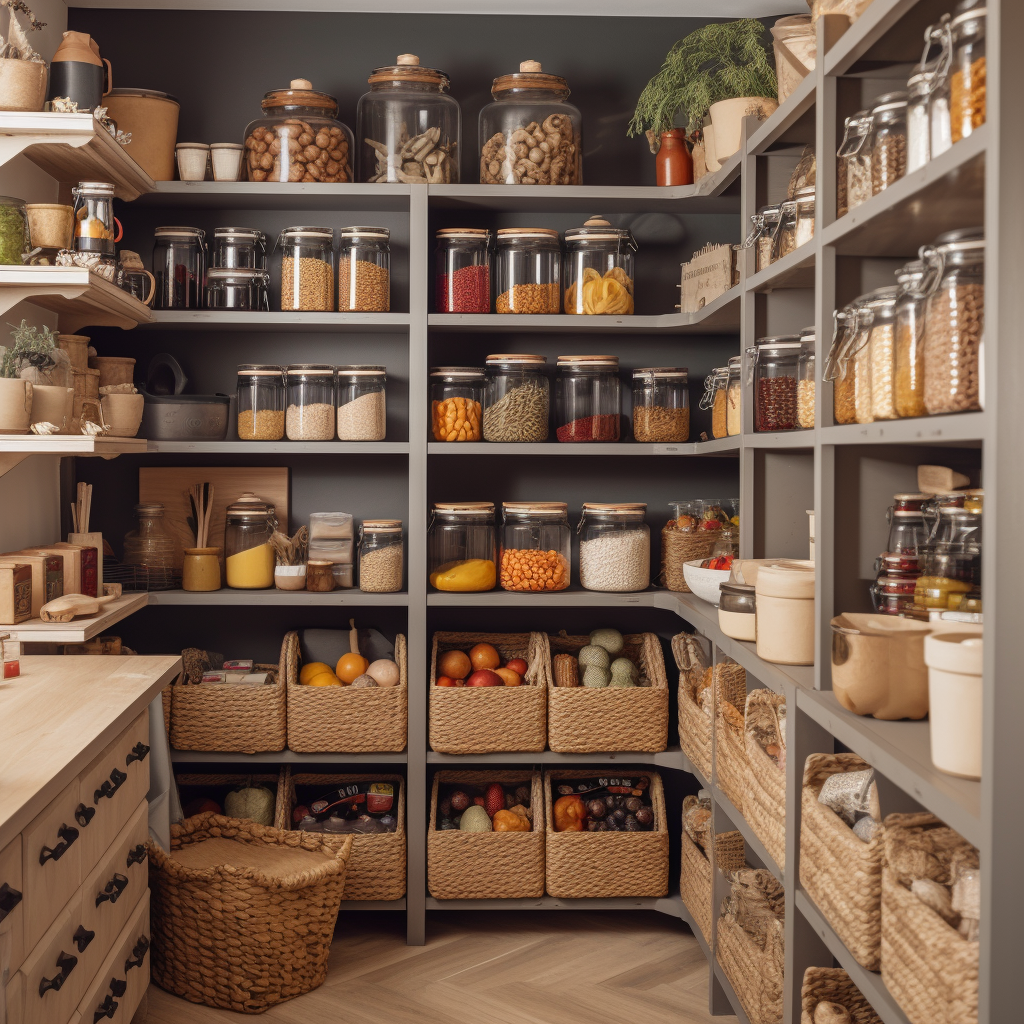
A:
[680,243,737,313]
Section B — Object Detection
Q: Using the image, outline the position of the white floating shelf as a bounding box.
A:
[7,592,148,643]
[0,434,148,478]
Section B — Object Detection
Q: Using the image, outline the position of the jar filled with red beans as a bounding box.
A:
[435,227,491,312]
[753,336,802,432]
[554,354,620,442]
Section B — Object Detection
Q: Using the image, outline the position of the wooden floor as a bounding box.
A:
[145,910,730,1024]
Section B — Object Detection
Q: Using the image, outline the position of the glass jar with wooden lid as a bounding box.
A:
[483,354,548,442]
[554,355,620,442]
[499,502,570,592]
[428,502,496,592]
[494,228,561,313]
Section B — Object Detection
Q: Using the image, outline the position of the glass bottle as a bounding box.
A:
[494,228,561,314]
[700,366,729,439]
[483,353,548,442]
[578,503,649,593]
[797,331,816,429]
[726,356,742,437]
[285,364,336,441]
[948,3,986,143]
[435,228,490,312]
[428,502,496,591]
[358,519,404,593]
[336,365,386,441]
[499,502,571,592]
[753,336,802,432]
[276,226,334,312]
[0,196,30,266]
[152,226,206,309]
[71,181,119,257]
[868,92,908,195]
[632,367,689,443]
[236,364,285,441]
[894,259,928,418]
[223,494,278,589]
[563,217,635,315]
[211,226,266,269]
[430,367,485,441]
[122,502,176,591]
[554,355,621,442]
[338,226,390,312]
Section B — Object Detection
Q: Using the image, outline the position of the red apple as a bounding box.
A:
[466,669,503,687]
[505,658,528,676]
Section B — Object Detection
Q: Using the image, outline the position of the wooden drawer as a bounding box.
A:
[0,836,24,980]
[78,712,150,874]
[76,892,149,1024]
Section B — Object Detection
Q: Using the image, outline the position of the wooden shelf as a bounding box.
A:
[142,311,411,332]
[0,434,148,478]
[745,242,817,292]
[6,592,148,643]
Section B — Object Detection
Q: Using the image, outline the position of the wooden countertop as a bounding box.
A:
[0,655,181,847]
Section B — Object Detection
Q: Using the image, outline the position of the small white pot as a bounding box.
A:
[211,143,244,182]
[710,97,780,160]
[175,142,210,182]
[925,631,983,779]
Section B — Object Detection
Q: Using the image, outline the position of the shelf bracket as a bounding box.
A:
[0,452,30,478]
[0,132,94,176]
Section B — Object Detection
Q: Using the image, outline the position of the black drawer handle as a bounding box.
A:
[75,803,95,828]
[93,994,118,1021]
[73,924,95,953]
[39,950,77,996]
[124,935,149,972]
[94,767,128,803]
[96,872,129,907]
[39,823,79,865]
[109,978,127,998]
[125,742,150,765]
[126,844,147,868]
[0,881,23,922]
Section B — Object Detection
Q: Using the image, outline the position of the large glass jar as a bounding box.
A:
[906,68,935,174]
[868,92,908,195]
[0,196,30,265]
[285,363,335,441]
[357,54,460,184]
[483,353,548,442]
[700,366,729,439]
[949,4,986,143]
[554,354,621,442]
[563,217,635,315]
[152,226,205,310]
[479,60,581,185]
[336,365,386,441]
[824,303,870,426]
[276,226,334,312]
[71,181,118,257]
[243,79,353,183]
[338,226,390,312]
[794,186,816,249]
[894,259,928,418]
[836,112,869,217]
[578,503,649,593]
[431,367,484,441]
[205,267,269,311]
[435,228,490,312]
[726,356,742,437]
[753,336,802,432]
[928,504,982,585]
[494,228,561,314]
[866,286,900,421]
[661,500,720,593]
[122,502,176,590]
[237,364,285,441]
[922,227,984,415]
[632,367,689,443]
[738,204,780,273]
[499,501,570,592]
[842,111,873,213]
[798,331,816,429]
[212,226,266,269]
[224,494,278,589]
[358,519,403,593]
[428,502,496,591]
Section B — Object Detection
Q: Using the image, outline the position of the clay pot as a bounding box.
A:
[100,392,144,437]
[0,59,47,112]
[182,548,222,592]
[709,97,780,160]
[104,88,180,181]
[0,378,33,434]
[88,355,135,388]
[655,130,693,187]
[58,334,90,371]
[29,385,73,431]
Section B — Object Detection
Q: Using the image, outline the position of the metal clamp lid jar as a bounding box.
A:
[753,336,803,432]
[836,110,872,216]
[338,225,390,312]
[577,502,650,594]
[428,501,497,592]
[494,228,561,314]
[435,228,491,312]
[430,366,485,441]
[212,226,267,269]
[948,4,986,143]
[205,267,270,311]
[71,181,120,257]
[554,355,621,442]
[153,226,206,310]
[867,91,909,195]
[632,367,689,444]
[483,353,549,443]
[700,366,730,440]
[499,501,571,592]
[563,216,636,315]
[224,493,278,589]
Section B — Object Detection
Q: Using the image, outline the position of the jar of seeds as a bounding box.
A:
[338,225,390,311]
[632,367,689,443]
[797,329,816,429]
[337,365,386,440]
[277,226,334,311]
[483,353,549,442]
[495,228,561,313]
[359,519,404,593]
[836,110,871,216]
[868,92,908,195]
[285,363,336,440]
[237,365,285,440]
[753,336,801,432]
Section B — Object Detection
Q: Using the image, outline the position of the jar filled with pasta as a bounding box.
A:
[868,92,908,195]
[949,2,986,143]
[865,286,900,421]
[563,217,635,315]
[700,366,729,439]
[431,367,485,441]
[894,259,928,418]
[797,330,816,429]
[726,356,742,436]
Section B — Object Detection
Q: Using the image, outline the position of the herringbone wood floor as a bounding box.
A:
[145,910,727,1024]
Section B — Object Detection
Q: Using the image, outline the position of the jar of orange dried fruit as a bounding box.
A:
[499,501,571,592]
[430,366,484,441]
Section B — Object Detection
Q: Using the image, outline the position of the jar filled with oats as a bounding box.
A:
[797,330,816,429]
[483,353,549,442]
[276,226,334,311]
[868,92,908,195]
[285,364,336,440]
[494,228,561,313]
[632,367,689,443]
[237,365,285,441]
[358,520,404,593]
[894,259,928,418]
[338,226,390,312]
[865,286,900,421]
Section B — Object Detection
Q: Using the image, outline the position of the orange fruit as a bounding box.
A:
[494,667,521,687]
[438,649,472,680]
[336,652,369,684]
[299,661,333,685]
[469,642,500,671]
[305,672,341,687]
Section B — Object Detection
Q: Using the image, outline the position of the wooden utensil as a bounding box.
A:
[918,465,971,494]
[39,592,118,622]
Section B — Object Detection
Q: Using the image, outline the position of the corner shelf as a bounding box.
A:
[7,592,148,643]
[147,589,409,606]
[712,784,785,885]
[0,434,148,478]
[744,242,817,292]
[138,181,411,211]
[142,311,411,332]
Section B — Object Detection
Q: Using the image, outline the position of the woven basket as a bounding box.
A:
[429,632,548,754]
[800,967,883,1024]
[800,753,883,970]
[744,689,787,872]
[673,632,711,778]
[717,912,785,1024]
[287,632,408,752]
[427,770,544,899]
[275,769,405,901]
[544,769,669,898]
[713,660,748,811]
[169,640,287,754]
[679,824,744,945]
[881,812,979,1024]
[176,771,283,821]
[149,813,351,1014]
[661,523,717,592]
[547,632,669,752]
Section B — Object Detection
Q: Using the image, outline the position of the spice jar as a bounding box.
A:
[499,501,571,592]
[205,267,269,311]
[700,366,729,440]
[122,502,176,589]
[479,60,581,185]
[578,502,649,593]
[797,333,816,429]
[719,582,756,642]
[0,196,30,266]
[336,365,386,441]
[285,364,335,440]
[242,78,353,183]
[871,573,920,615]
[71,181,119,257]
[661,501,720,593]
[357,53,460,183]
[483,354,548,442]
[726,356,742,436]
[632,367,689,443]
[431,367,485,441]
[435,228,491,312]
[921,227,984,415]
[841,110,873,214]
[865,286,900,421]
[755,560,816,665]
[554,355,620,442]
[563,217,635,315]
[906,69,935,174]
[494,228,561,314]
[886,509,931,557]
[868,92,908,195]
[237,364,285,441]
[359,519,403,593]
[835,112,869,217]
[276,226,334,312]
[212,226,266,269]
[948,3,986,143]
[753,336,802,432]
[338,225,390,312]
[224,494,278,589]
[894,259,928,418]
[428,502,497,591]
[152,226,206,309]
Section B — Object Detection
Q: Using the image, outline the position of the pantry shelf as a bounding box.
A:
[141,311,412,332]
[147,590,410,606]
[424,895,685,913]
[818,412,985,446]
[426,587,686,609]
[0,434,149,478]
[148,440,410,455]
[425,746,690,769]
[139,181,411,211]
[6,592,148,643]
[712,785,785,884]
[824,0,943,76]
[745,71,817,156]
[712,961,754,1024]
[426,441,737,457]
[744,241,817,292]
[743,430,815,449]
[168,749,408,764]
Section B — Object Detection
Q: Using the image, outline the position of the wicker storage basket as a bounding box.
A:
[713,659,748,811]
[429,632,548,754]
[275,769,405,901]
[149,813,351,1014]
[800,967,883,1024]
[743,689,787,872]
[673,632,711,778]
[881,812,979,1024]
[287,631,408,752]
[547,631,669,752]
[176,770,283,822]
[544,769,669,898]
[679,823,744,945]
[169,641,287,754]
[717,901,785,1024]
[427,770,544,899]
[800,752,883,970]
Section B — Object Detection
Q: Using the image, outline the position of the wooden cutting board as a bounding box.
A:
[139,467,289,570]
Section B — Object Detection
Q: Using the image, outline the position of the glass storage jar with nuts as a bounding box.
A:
[243,79,353,183]
[431,367,485,441]
[632,367,689,443]
[483,354,549,442]
[868,92,908,195]
[494,228,561,314]
[894,258,929,418]
[479,60,581,185]
[499,501,570,592]
[285,364,336,441]
[563,217,635,315]
[357,54,460,184]
[359,519,404,593]
[554,355,621,442]
[338,226,390,312]
[337,365,386,441]
[237,365,285,441]
[276,226,334,311]
[435,228,490,312]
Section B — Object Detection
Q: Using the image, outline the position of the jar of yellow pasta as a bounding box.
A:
[563,216,636,315]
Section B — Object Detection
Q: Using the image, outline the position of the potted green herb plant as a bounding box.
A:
[0,2,47,112]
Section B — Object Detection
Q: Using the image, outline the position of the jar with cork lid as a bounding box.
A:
[431,367,485,441]
[435,228,490,312]
[285,364,335,441]
[578,503,650,593]
[563,217,635,315]
[428,502,497,592]
[337,365,386,441]
[632,368,689,443]
[237,365,285,441]
[359,519,404,593]
[338,226,390,312]
[224,495,278,590]
[494,228,561,313]
[499,502,571,592]
[483,354,549,442]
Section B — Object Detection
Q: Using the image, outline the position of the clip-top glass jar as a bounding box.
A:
[839,110,873,214]
[0,196,30,266]
[578,502,649,593]
[224,494,278,589]
[564,217,635,314]
[338,226,390,312]
[237,364,285,441]
[153,226,205,309]
[357,53,460,183]
[737,204,779,272]
[894,259,928,418]
[928,504,982,585]
[276,226,334,312]
[479,60,581,185]
[753,336,802,432]
[212,226,266,269]
[285,363,335,441]
[836,112,865,217]
[700,366,729,439]
[358,519,404,593]
[431,367,484,441]
[71,181,120,257]
[122,502,176,590]
[554,355,620,442]
[868,92,908,194]
[499,501,571,592]
[205,267,269,311]
[494,228,561,314]
[483,354,548,442]
[435,228,490,312]
[337,365,386,441]
[866,286,900,421]
[797,331,816,429]
[949,3,986,143]
[243,78,353,183]
[726,356,743,436]
[632,367,689,443]
[906,68,935,174]
[428,502,497,591]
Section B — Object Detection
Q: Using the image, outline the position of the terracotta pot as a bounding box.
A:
[25,205,74,250]
[29,385,73,431]
[655,130,694,187]
[710,97,780,160]
[183,548,222,592]
[99,392,144,437]
[0,59,46,112]
[0,378,33,434]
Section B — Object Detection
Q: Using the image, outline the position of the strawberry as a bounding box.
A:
[485,782,506,819]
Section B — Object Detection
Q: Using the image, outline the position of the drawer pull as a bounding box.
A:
[38,950,77,996]
[96,872,129,906]
[73,924,95,952]
[109,979,127,998]
[0,881,23,922]
[75,803,96,827]
[94,767,128,803]
[39,823,79,865]
[125,742,150,765]
[124,935,149,973]
[126,844,147,867]
[93,994,119,1021]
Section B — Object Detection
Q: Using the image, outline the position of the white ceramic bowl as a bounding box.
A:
[683,559,732,605]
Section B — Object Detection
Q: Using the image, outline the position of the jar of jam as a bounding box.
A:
[871,573,918,614]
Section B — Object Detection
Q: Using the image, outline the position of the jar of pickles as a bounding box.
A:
[224,494,278,589]
[205,267,269,310]
[338,226,390,312]
[483,354,548,442]
[894,259,928,418]
[726,356,742,436]
[554,355,620,442]
[797,333,816,429]
[578,502,649,593]
[212,226,266,269]
[435,228,491,312]
[948,2,986,143]
[753,336,802,432]
[494,228,561,314]
[563,217,635,315]
[632,367,689,443]
[431,367,484,441]
[358,519,404,593]
[700,366,729,439]
[499,502,570,592]
[868,92,908,195]
[336,365,386,441]
[276,226,334,311]
[428,502,496,591]
[285,364,335,441]
[237,365,285,440]
[153,226,206,309]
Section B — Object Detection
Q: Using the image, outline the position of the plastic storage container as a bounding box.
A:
[753,336,802,432]
[358,519,404,593]
[483,354,548,442]
[0,196,30,265]
[357,53,460,183]
[285,364,335,440]
[428,502,497,592]
[894,259,929,418]
[308,511,355,588]
[726,356,743,436]
[276,226,334,312]
[205,267,269,310]
[153,226,206,309]
[70,181,118,257]
[336,365,386,441]
[756,560,816,665]
[237,364,285,441]
[700,366,730,440]
[632,367,689,443]
[949,4,986,143]
[431,366,485,441]
[494,228,561,314]
[212,226,266,269]
[435,228,490,312]
[554,355,621,442]
[337,226,390,312]
[479,60,581,185]
[499,501,571,592]
[797,334,816,429]
[224,494,278,589]
[868,92,908,194]
[578,502,650,593]
[563,217,635,315]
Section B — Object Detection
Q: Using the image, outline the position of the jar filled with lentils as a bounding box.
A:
[358,519,403,593]
[578,502,649,593]
[337,365,386,441]
[868,92,908,195]
[285,364,336,440]
[483,353,549,442]
[797,329,816,429]
[494,228,561,314]
[237,364,285,441]
[700,366,729,439]
[435,228,490,312]
[894,259,928,418]
[632,367,689,443]
[338,226,390,311]
[554,355,621,442]
[753,337,801,432]
[431,366,485,441]
[499,501,570,592]
[726,356,742,436]
[865,286,900,421]
[277,226,334,311]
